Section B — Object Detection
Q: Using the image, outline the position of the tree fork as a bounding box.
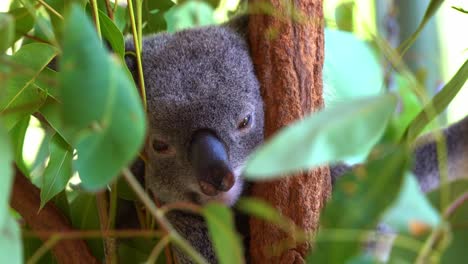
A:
[11,167,99,264]
[248,0,331,262]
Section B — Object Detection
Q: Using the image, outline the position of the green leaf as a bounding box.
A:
[381,173,440,235]
[164,1,215,33]
[202,203,244,264]
[324,29,384,106]
[59,6,146,191]
[245,94,397,179]
[0,215,23,264]
[40,133,73,209]
[0,120,14,228]
[69,192,104,260]
[308,147,410,263]
[8,8,34,42]
[0,13,14,53]
[402,58,468,142]
[8,116,30,175]
[334,2,354,32]
[398,0,443,55]
[236,198,294,231]
[98,10,125,58]
[141,0,175,34]
[0,43,58,130]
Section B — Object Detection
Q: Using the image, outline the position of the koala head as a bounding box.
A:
[126,21,264,206]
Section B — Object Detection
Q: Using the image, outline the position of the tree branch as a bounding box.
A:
[10,166,99,264]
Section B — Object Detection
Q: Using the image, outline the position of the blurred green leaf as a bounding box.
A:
[8,8,34,42]
[324,29,384,106]
[59,5,146,191]
[98,10,125,58]
[0,14,14,53]
[40,133,73,209]
[402,58,468,142]
[308,147,410,263]
[381,173,440,235]
[0,215,23,264]
[0,120,14,228]
[0,43,58,130]
[334,2,354,32]
[236,198,294,232]
[164,0,215,33]
[245,94,397,179]
[399,0,443,55]
[202,203,244,264]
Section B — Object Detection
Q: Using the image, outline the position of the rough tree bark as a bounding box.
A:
[248,0,331,263]
[11,167,99,264]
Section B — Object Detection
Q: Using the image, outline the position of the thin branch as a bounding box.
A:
[27,235,61,264]
[104,0,114,20]
[23,229,164,239]
[36,0,63,20]
[147,235,172,264]
[444,191,468,219]
[89,0,102,39]
[122,168,208,264]
[11,166,98,264]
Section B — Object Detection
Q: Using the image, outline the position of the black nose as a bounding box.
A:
[189,129,235,196]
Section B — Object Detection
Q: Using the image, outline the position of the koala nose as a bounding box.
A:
[189,129,235,196]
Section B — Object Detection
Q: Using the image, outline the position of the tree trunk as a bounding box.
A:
[247,0,331,263]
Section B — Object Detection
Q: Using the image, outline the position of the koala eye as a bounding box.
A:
[238,114,252,130]
[152,139,172,154]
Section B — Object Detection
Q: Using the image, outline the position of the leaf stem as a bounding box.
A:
[27,235,61,264]
[146,235,172,263]
[122,168,207,264]
[104,0,114,20]
[36,0,63,20]
[90,0,102,39]
[126,0,147,111]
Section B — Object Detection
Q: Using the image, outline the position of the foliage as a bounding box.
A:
[0,0,467,263]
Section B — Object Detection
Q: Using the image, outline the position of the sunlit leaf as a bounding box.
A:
[308,147,410,263]
[59,5,146,190]
[202,203,244,264]
[0,43,58,130]
[40,133,73,209]
[402,58,468,142]
[0,13,14,54]
[245,94,397,179]
[0,215,23,264]
[381,173,440,235]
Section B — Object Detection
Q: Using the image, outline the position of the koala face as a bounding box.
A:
[132,25,264,206]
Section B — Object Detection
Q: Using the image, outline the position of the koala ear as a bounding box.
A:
[222,15,249,40]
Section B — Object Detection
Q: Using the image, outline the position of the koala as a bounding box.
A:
[124,16,468,263]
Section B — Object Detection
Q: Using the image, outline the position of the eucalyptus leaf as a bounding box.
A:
[98,9,125,58]
[0,13,14,54]
[8,8,34,42]
[324,29,384,106]
[40,133,73,209]
[402,58,468,142]
[202,203,244,264]
[0,215,23,264]
[236,198,293,231]
[398,0,444,55]
[164,1,215,33]
[8,116,29,175]
[245,94,397,179]
[0,120,14,228]
[308,147,410,263]
[59,6,146,190]
[381,173,440,235]
[0,43,58,130]
[137,0,175,34]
